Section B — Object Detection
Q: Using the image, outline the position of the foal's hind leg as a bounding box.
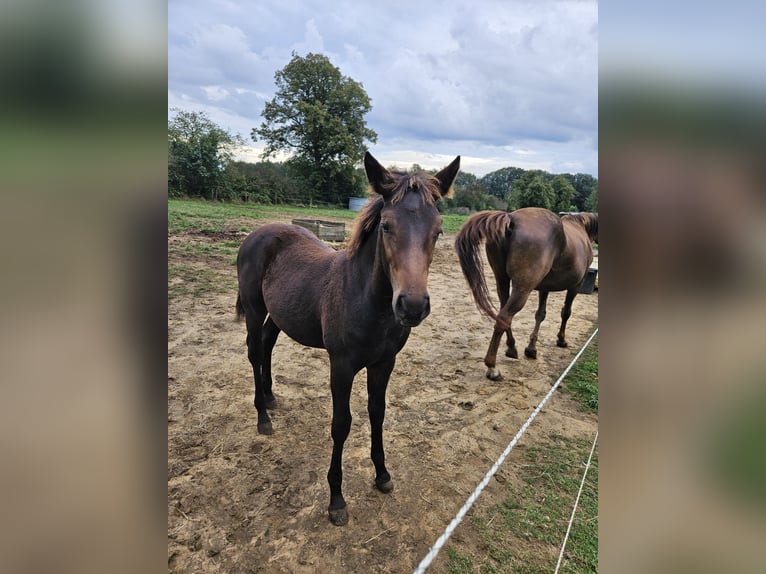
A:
[484,289,532,380]
[327,359,356,526]
[260,316,280,409]
[244,310,273,435]
[524,291,549,359]
[556,288,578,348]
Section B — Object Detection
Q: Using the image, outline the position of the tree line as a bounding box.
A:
[168,52,597,212]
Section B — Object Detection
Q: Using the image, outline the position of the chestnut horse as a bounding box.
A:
[236,152,460,525]
[455,207,598,380]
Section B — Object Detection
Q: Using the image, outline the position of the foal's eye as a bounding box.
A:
[381,222,391,234]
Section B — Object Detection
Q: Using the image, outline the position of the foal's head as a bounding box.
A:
[358,152,460,327]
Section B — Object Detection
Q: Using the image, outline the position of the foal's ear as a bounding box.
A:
[434,156,461,197]
[364,152,393,197]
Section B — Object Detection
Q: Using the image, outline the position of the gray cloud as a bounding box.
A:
[169,0,598,176]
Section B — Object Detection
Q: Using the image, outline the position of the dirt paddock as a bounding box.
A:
[168,228,598,573]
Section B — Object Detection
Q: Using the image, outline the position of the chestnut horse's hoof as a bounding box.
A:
[375,479,394,493]
[557,340,568,348]
[505,348,518,359]
[328,505,348,526]
[257,421,273,435]
[524,348,537,359]
[486,368,503,381]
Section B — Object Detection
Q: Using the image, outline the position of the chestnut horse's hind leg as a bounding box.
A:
[487,245,516,359]
[260,316,280,409]
[525,291,549,359]
[493,275,517,359]
[243,304,273,435]
[484,288,532,380]
[367,357,395,494]
[556,287,578,348]
[327,359,355,526]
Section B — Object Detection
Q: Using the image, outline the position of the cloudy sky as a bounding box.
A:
[168,0,598,177]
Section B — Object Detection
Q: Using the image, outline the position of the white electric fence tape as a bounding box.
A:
[412,328,599,574]
[553,429,598,574]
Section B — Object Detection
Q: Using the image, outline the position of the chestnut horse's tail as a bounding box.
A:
[454,211,514,324]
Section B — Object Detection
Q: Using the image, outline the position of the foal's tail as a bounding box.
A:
[454,211,514,324]
[235,293,245,322]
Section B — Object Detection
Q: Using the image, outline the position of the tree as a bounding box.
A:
[510,170,555,210]
[480,166,526,198]
[561,173,598,211]
[227,160,301,204]
[168,109,244,200]
[584,186,598,211]
[252,52,377,205]
[551,175,576,213]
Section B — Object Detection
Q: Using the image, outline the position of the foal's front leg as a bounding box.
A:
[367,358,395,493]
[327,359,355,526]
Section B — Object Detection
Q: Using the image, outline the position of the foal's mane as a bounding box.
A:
[347,171,443,256]
[562,212,598,242]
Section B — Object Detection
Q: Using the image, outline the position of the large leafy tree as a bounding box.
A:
[561,172,598,211]
[510,170,555,210]
[551,175,577,213]
[168,109,243,200]
[252,52,377,204]
[480,166,526,198]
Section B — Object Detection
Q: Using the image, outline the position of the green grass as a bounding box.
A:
[168,264,237,299]
[169,198,470,234]
[446,434,598,573]
[169,198,362,234]
[441,212,470,234]
[561,335,598,413]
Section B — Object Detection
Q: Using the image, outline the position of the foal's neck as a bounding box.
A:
[346,230,393,308]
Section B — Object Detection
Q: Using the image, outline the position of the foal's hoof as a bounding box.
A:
[524,348,537,359]
[328,506,348,526]
[557,340,568,348]
[486,368,503,381]
[257,421,273,435]
[505,348,518,359]
[375,479,394,493]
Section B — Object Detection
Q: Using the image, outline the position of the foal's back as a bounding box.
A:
[237,223,339,349]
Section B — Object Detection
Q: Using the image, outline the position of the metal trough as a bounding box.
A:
[291,219,346,241]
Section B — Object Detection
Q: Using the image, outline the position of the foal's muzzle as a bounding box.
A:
[394,292,431,327]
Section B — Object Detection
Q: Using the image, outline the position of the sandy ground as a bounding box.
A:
[168,224,598,573]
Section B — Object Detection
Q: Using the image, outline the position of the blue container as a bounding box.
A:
[348,197,368,211]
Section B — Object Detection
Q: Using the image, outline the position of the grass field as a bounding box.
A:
[168,198,470,234]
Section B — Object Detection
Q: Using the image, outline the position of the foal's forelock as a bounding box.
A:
[347,173,441,257]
